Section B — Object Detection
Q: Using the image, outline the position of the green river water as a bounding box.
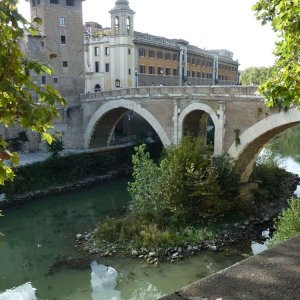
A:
[0,178,247,300]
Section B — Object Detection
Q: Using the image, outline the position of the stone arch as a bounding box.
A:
[178,103,221,155]
[85,99,171,148]
[227,108,300,182]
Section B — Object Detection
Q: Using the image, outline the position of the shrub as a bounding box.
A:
[253,149,292,200]
[268,198,300,247]
[94,217,123,242]
[212,154,240,199]
[128,144,167,221]
[128,137,234,227]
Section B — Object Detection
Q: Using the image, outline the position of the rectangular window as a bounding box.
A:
[165,53,171,61]
[59,17,65,26]
[66,0,74,6]
[62,61,68,67]
[41,76,46,84]
[192,71,195,77]
[105,63,110,72]
[192,58,195,65]
[197,72,201,78]
[149,66,155,74]
[157,51,163,60]
[94,47,99,56]
[53,77,58,84]
[50,0,59,4]
[197,59,200,65]
[139,48,145,57]
[128,68,131,75]
[139,65,146,74]
[173,53,178,61]
[149,50,155,58]
[61,35,66,44]
[37,0,40,4]
[166,68,171,75]
[157,66,163,75]
[128,48,131,55]
[187,70,190,77]
[202,72,205,78]
[105,47,110,55]
[187,57,190,64]
[32,0,36,7]
[95,61,99,73]
[173,68,178,76]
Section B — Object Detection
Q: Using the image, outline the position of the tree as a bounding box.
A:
[253,0,300,109]
[0,0,65,184]
[240,66,274,85]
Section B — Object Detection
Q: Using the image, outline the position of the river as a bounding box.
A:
[0,126,299,299]
[0,178,248,300]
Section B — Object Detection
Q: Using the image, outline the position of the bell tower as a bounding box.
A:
[110,0,134,36]
[109,0,135,89]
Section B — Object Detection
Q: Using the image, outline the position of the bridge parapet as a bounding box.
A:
[80,86,261,102]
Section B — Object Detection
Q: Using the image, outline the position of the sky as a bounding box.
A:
[18,0,277,70]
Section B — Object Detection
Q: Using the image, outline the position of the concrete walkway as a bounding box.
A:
[160,235,300,300]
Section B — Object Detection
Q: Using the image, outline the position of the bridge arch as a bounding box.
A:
[178,103,221,155]
[85,99,171,148]
[227,108,300,183]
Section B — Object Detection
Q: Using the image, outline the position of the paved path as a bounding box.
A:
[161,235,300,300]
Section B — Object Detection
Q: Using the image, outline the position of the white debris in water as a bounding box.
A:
[0,282,37,300]
[262,228,270,239]
[251,241,268,255]
[90,261,121,300]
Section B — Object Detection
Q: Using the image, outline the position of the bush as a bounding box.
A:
[212,154,240,199]
[268,198,300,247]
[94,217,123,242]
[128,137,235,226]
[253,149,292,200]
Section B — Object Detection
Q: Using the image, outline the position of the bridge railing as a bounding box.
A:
[80,86,260,102]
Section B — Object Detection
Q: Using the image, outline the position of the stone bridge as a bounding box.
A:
[80,86,300,182]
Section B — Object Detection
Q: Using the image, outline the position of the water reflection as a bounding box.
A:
[268,125,300,196]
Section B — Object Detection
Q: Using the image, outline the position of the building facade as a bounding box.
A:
[23,0,86,148]
[84,0,239,93]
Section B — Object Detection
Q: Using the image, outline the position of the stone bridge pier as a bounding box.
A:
[79,86,300,182]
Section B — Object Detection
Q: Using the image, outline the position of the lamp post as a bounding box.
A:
[160,69,163,86]
[134,69,138,87]
[179,49,184,86]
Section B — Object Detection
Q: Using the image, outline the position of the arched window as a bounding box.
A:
[115,16,119,34]
[94,84,101,92]
[127,17,131,34]
[115,79,120,88]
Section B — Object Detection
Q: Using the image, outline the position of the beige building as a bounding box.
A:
[84,0,239,93]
